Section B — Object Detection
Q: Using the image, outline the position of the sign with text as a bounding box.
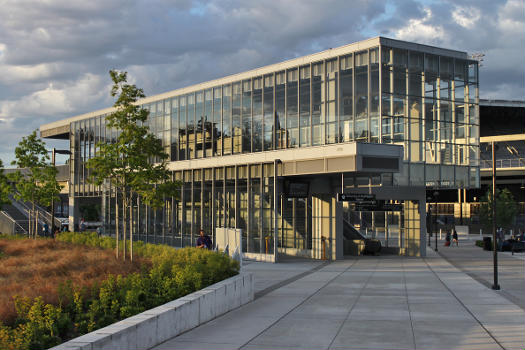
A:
[354,202,403,212]
[337,193,376,202]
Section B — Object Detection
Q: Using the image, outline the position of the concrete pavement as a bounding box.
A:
[436,238,525,310]
[152,251,525,350]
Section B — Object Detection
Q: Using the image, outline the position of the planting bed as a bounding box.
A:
[0,234,239,350]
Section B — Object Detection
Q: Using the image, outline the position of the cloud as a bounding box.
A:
[395,7,447,42]
[0,0,523,164]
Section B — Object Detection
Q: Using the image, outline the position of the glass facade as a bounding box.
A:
[68,38,480,255]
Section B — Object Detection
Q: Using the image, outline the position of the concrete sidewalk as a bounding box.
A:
[436,238,525,310]
[153,253,524,350]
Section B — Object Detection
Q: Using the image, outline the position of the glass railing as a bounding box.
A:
[480,158,525,169]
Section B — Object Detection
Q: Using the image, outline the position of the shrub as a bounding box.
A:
[1,234,239,350]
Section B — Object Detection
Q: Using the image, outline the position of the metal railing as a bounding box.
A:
[0,211,28,235]
[9,194,62,228]
[480,158,525,169]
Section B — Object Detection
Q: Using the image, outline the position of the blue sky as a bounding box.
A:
[0,0,523,165]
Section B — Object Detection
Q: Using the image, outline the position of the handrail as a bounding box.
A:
[0,211,28,235]
[8,193,61,228]
[480,158,525,169]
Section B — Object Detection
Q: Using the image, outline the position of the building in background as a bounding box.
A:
[429,99,524,233]
[40,37,480,260]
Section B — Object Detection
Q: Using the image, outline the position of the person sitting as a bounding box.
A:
[196,229,212,250]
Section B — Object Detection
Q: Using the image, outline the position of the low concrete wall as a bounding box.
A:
[49,272,254,350]
[243,252,276,262]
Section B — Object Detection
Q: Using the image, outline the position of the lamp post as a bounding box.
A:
[427,200,432,247]
[434,191,439,252]
[50,148,72,235]
[491,141,500,290]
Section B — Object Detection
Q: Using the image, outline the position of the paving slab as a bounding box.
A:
[152,251,524,350]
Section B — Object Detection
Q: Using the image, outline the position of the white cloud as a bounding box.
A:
[0,0,523,164]
[452,6,481,29]
[395,7,446,43]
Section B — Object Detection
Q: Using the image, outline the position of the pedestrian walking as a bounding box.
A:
[445,230,451,247]
[452,229,458,246]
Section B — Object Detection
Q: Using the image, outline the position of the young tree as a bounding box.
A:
[9,131,61,237]
[0,159,11,208]
[479,187,518,230]
[87,70,179,261]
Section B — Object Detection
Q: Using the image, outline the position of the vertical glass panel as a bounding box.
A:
[179,96,187,160]
[440,56,453,79]
[214,169,224,231]
[286,68,299,147]
[187,94,195,159]
[425,54,439,74]
[370,50,379,118]
[213,87,222,156]
[222,84,232,155]
[382,116,392,143]
[204,89,213,157]
[248,171,261,253]
[440,78,451,100]
[393,49,407,68]
[232,83,241,154]
[195,92,204,158]
[393,116,404,142]
[409,51,423,73]
[312,63,323,146]
[408,74,422,97]
[468,62,478,84]
[252,78,263,152]
[299,66,310,147]
[454,59,467,80]
[425,75,438,99]
[326,61,337,144]
[242,80,252,153]
[355,51,368,126]
[263,74,274,151]
[275,72,285,149]
[202,174,212,234]
[340,54,353,142]
[425,99,438,142]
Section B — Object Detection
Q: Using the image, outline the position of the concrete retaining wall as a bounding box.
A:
[49,272,253,350]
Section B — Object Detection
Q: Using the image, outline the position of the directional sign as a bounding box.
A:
[337,193,376,202]
[354,202,403,212]
[382,203,403,211]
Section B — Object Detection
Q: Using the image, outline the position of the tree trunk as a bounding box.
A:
[115,191,119,259]
[32,201,35,238]
[35,210,39,239]
[129,195,133,262]
[122,191,127,261]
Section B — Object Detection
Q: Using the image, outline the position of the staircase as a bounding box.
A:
[2,204,29,233]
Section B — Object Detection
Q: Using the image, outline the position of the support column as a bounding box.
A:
[311,194,343,260]
[68,196,78,232]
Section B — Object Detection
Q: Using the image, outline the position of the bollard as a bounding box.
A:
[480,228,483,238]
[440,228,442,240]
[265,236,270,254]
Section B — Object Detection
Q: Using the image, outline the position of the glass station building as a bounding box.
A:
[40,37,480,260]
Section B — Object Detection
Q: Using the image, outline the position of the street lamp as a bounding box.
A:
[491,141,500,290]
[50,148,72,234]
[427,200,432,247]
[434,191,439,252]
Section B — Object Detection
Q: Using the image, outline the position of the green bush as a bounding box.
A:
[2,233,239,350]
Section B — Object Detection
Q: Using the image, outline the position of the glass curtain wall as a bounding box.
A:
[69,43,479,252]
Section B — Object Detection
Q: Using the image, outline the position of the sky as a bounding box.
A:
[0,0,523,165]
